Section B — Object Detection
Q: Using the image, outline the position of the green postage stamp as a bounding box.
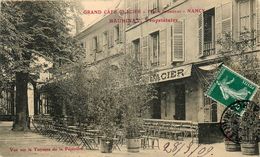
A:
[206,64,259,114]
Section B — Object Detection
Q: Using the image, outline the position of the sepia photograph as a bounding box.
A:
[0,0,259,156]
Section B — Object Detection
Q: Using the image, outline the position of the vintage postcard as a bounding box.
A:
[0,0,259,157]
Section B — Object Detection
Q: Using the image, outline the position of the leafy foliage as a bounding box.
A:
[0,1,84,130]
[87,55,157,138]
[0,1,84,86]
[44,54,157,138]
[217,32,260,101]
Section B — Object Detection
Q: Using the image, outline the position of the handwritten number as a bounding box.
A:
[172,143,185,156]
[163,140,214,157]
[197,146,214,157]
[197,147,206,155]
[163,142,171,153]
[184,140,193,154]
[187,144,201,157]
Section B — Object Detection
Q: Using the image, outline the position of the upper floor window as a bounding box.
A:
[103,31,108,46]
[108,29,114,48]
[92,36,98,51]
[133,0,140,21]
[114,25,120,43]
[150,31,160,67]
[238,0,256,39]
[132,39,141,63]
[149,0,160,14]
[199,2,232,57]
[199,8,215,57]
[171,20,185,62]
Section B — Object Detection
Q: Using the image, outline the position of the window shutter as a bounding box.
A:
[92,37,96,50]
[148,35,153,67]
[215,5,222,53]
[141,0,148,19]
[159,28,167,66]
[148,0,153,15]
[198,13,204,57]
[98,34,102,52]
[111,29,114,46]
[89,39,93,55]
[126,43,130,56]
[172,20,185,62]
[130,43,133,56]
[119,24,123,43]
[108,31,111,48]
[257,0,260,43]
[142,36,148,69]
[222,2,232,34]
[97,35,99,52]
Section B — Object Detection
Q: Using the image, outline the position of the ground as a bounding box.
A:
[0,122,258,157]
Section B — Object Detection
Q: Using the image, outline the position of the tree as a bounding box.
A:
[87,55,157,139]
[217,31,260,102]
[43,61,90,126]
[0,1,83,131]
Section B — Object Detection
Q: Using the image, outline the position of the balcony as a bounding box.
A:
[203,42,215,56]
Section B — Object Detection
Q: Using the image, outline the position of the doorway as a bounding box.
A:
[175,84,186,120]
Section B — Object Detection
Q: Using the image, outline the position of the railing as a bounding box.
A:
[143,119,198,140]
[203,42,215,56]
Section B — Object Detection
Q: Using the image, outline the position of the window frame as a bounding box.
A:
[150,31,160,67]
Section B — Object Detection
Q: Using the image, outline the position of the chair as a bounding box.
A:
[168,123,183,140]
[191,123,199,143]
[141,127,160,149]
[112,137,121,151]
[78,132,98,150]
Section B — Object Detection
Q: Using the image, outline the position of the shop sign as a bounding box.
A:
[149,64,192,83]
[206,65,259,113]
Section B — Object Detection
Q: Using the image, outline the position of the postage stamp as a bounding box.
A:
[206,65,259,114]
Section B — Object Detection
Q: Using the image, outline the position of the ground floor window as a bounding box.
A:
[174,84,186,120]
[204,96,217,122]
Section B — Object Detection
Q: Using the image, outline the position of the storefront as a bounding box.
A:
[148,63,223,122]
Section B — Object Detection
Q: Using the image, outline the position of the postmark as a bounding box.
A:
[220,100,259,144]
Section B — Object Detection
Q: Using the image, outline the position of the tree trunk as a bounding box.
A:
[12,72,29,131]
[10,84,15,119]
[32,82,39,115]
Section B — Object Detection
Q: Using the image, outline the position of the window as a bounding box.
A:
[103,31,108,46]
[40,94,50,115]
[204,96,217,122]
[150,31,160,67]
[142,36,148,68]
[171,20,185,62]
[114,25,120,43]
[92,36,98,51]
[132,39,141,62]
[149,0,160,14]
[199,8,215,57]
[133,0,139,21]
[239,0,256,39]
[126,0,132,27]
[108,29,114,48]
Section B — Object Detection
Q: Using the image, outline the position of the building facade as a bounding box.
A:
[76,1,125,64]
[73,0,260,123]
[124,0,260,122]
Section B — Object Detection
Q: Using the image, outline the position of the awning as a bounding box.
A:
[198,63,222,71]
[148,64,192,84]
